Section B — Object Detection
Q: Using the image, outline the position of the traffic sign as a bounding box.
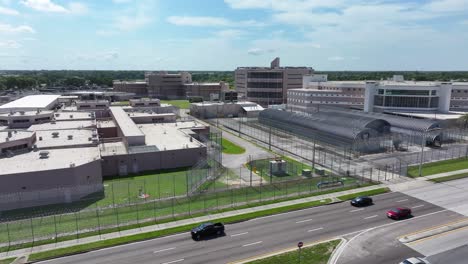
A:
[298,241,303,248]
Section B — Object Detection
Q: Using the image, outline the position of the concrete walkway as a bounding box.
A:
[0,184,385,260]
[422,168,468,179]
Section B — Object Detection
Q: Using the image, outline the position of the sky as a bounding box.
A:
[1,0,468,71]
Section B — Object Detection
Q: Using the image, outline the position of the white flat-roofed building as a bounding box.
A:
[28,120,96,131]
[53,111,94,122]
[139,122,205,150]
[0,130,36,155]
[0,110,54,128]
[0,95,60,113]
[190,101,264,118]
[109,106,145,146]
[0,147,102,210]
[35,129,98,150]
[128,112,176,124]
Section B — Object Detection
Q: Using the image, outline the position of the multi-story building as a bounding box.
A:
[288,75,468,114]
[235,57,313,106]
[112,72,225,100]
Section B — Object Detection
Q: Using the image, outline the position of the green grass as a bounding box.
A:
[0,258,14,264]
[336,187,390,201]
[0,182,371,254]
[160,100,190,109]
[246,239,341,264]
[222,138,246,154]
[28,199,333,262]
[429,173,468,183]
[407,157,468,177]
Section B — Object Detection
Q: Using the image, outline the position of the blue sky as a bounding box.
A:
[1,0,468,70]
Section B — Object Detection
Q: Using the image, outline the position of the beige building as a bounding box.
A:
[113,81,147,96]
[184,82,229,100]
[235,57,313,106]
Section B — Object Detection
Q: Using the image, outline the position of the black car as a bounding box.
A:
[191,222,225,240]
[350,196,373,207]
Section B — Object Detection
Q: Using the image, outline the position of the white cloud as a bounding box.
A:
[167,16,230,27]
[423,0,468,12]
[216,29,246,38]
[247,48,275,55]
[328,56,344,61]
[0,23,35,33]
[0,5,19,15]
[21,0,88,14]
[0,40,21,48]
[115,14,152,31]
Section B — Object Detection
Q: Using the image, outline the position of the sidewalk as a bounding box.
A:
[421,169,468,180]
[0,184,385,260]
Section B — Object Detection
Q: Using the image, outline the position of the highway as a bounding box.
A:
[37,192,459,264]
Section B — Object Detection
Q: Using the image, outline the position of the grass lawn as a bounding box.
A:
[160,100,190,109]
[222,138,246,154]
[337,187,390,201]
[407,158,468,177]
[0,258,14,264]
[246,239,341,264]
[429,173,468,183]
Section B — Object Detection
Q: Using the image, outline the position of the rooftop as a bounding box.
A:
[97,119,117,128]
[0,130,35,144]
[138,122,205,150]
[28,120,96,131]
[109,107,145,137]
[53,112,94,121]
[99,141,127,156]
[35,129,97,149]
[0,110,53,117]
[0,95,60,111]
[0,147,100,175]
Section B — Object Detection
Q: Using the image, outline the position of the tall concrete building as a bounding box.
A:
[235,57,313,106]
[288,74,468,114]
[146,71,192,99]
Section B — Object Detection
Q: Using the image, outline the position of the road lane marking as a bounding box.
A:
[330,209,448,264]
[412,205,425,209]
[154,247,176,254]
[162,259,184,264]
[296,218,314,224]
[242,241,263,247]
[396,199,408,202]
[349,208,364,213]
[231,232,249,237]
[307,227,324,232]
[364,215,378,220]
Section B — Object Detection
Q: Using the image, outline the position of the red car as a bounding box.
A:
[387,207,412,220]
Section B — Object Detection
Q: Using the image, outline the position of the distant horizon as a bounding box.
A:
[1,1,468,70]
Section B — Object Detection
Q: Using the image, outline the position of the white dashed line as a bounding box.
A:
[242,241,263,247]
[153,247,176,254]
[396,199,408,202]
[307,227,324,232]
[296,218,314,224]
[364,215,378,220]
[349,208,364,213]
[412,205,425,209]
[231,232,249,237]
[162,259,184,264]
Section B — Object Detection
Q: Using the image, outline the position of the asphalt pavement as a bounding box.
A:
[37,192,447,264]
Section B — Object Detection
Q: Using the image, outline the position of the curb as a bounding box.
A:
[399,218,468,244]
[327,238,346,264]
[229,238,340,264]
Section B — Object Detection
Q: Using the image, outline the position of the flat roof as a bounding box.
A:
[28,120,96,131]
[99,141,127,156]
[0,110,53,117]
[53,112,94,121]
[97,119,117,128]
[0,147,100,175]
[0,95,60,111]
[109,107,145,137]
[138,122,205,150]
[0,130,34,144]
[35,129,96,149]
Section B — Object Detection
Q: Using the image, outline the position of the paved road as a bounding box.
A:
[401,177,468,216]
[38,192,449,264]
[427,244,468,264]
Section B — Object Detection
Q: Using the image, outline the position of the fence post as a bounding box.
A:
[95,204,102,239]
[30,217,35,246]
[6,222,11,248]
[75,211,79,240]
[53,214,58,243]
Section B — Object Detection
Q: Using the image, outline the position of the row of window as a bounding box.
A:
[247,92,283,98]
[374,95,439,108]
[247,82,283,88]
[247,72,283,79]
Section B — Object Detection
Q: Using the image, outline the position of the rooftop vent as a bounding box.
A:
[7,131,12,138]
[51,121,56,124]
[39,136,43,141]
[68,135,73,140]
[52,132,59,138]
[20,111,25,115]
[55,113,60,117]
[70,163,75,168]
[39,151,50,159]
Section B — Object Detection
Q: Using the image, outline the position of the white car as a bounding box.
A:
[400,257,430,264]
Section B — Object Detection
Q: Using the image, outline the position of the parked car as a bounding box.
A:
[387,207,412,220]
[191,222,225,240]
[400,257,430,264]
[350,196,373,207]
